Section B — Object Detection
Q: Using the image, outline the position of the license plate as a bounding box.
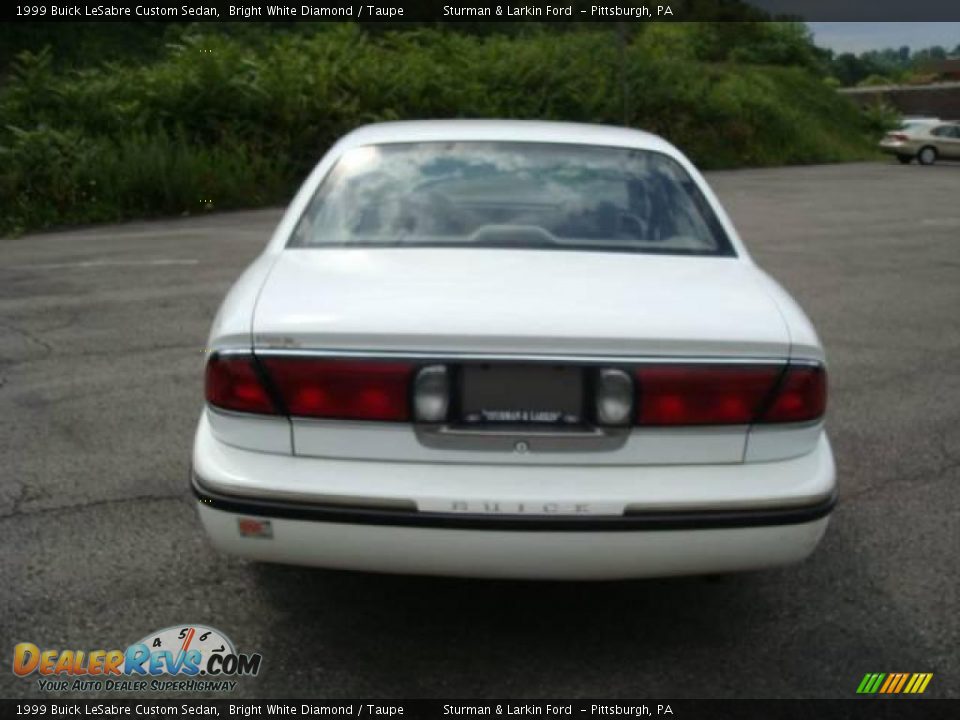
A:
[459,364,584,425]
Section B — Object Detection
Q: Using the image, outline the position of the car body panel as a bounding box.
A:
[932,124,960,158]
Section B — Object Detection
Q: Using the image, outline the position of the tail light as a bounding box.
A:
[260,358,414,421]
[887,133,909,142]
[759,364,827,423]
[634,364,826,426]
[206,354,414,421]
[206,354,825,426]
[205,355,278,415]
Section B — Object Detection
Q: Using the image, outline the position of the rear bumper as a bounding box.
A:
[196,501,830,579]
[879,141,916,155]
[192,414,836,579]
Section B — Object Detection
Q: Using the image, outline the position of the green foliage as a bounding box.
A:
[0,22,171,72]
[859,102,901,135]
[681,22,827,72]
[858,74,897,87]
[0,23,879,235]
[826,43,958,87]
[0,125,290,233]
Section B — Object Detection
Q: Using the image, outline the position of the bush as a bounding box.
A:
[860,102,901,134]
[0,24,880,235]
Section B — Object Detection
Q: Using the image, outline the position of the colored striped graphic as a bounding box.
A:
[857,672,933,694]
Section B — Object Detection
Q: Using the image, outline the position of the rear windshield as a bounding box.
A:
[290,141,734,256]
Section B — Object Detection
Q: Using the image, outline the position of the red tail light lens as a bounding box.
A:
[635,365,782,425]
[205,355,278,415]
[760,364,827,423]
[889,133,909,141]
[260,358,414,421]
[634,363,827,426]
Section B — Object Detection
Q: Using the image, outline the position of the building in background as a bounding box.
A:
[840,58,960,119]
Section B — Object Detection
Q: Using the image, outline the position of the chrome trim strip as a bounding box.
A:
[414,424,630,453]
[206,405,282,422]
[208,347,254,357]
[237,347,822,366]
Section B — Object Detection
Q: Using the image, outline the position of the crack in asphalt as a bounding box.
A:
[0,340,206,371]
[0,319,54,355]
[841,438,960,504]
[5,259,200,271]
[64,341,206,362]
[4,479,27,519]
[0,491,189,521]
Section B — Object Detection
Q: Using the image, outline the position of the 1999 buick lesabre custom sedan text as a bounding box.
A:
[18,704,219,716]
[192,120,836,580]
[17,4,220,17]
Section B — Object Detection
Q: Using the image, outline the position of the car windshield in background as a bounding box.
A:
[290,142,735,256]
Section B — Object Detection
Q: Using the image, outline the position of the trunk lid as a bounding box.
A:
[252,248,789,358]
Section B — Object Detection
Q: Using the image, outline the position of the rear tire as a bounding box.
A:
[896,154,912,164]
[917,146,937,165]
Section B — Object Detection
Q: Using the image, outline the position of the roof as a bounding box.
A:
[928,58,960,73]
[839,81,960,94]
[336,119,678,155]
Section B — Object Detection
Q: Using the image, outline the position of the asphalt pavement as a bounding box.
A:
[1,161,958,699]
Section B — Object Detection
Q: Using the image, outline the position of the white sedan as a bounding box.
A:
[193,120,835,580]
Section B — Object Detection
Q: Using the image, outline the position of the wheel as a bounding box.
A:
[917,146,937,165]
[897,154,912,165]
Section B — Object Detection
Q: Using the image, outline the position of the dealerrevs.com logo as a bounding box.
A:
[13,624,262,693]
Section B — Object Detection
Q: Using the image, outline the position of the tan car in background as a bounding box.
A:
[880,121,960,165]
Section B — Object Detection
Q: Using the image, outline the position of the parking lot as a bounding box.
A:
[1,161,957,699]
